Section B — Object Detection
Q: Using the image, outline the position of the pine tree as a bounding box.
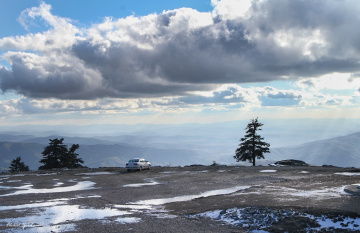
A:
[9,156,30,173]
[61,144,84,168]
[234,118,270,166]
[39,138,84,170]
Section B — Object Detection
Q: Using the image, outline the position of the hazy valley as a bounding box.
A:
[1,120,360,171]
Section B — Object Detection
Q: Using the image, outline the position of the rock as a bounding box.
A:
[344,184,360,195]
[220,209,227,215]
[274,159,309,166]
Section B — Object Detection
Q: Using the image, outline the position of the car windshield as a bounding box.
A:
[129,159,139,162]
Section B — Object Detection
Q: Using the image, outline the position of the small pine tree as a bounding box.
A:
[9,156,30,173]
[234,118,270,166]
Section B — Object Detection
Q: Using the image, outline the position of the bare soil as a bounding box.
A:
[1,165,360,232]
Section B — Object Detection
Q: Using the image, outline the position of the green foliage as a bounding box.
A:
[39,138,84,170]
[9,156,30,173]
[234,118,270,166]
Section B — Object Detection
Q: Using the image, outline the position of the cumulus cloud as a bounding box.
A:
[1,0,360,101]
[296,73,360,95]
[258,86,302,106]
[0,96,144,116]
[178,85,249,105]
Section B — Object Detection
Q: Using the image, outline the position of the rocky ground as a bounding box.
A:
[0,165,360,232]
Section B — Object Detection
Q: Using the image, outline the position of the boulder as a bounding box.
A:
[274,159,309,166]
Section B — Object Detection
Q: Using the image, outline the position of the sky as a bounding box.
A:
[1,0,360,129]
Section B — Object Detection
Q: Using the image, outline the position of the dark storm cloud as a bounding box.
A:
[1,0,360,100]
[0,52,107,99]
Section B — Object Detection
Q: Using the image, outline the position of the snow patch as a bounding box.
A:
[159,171,177,174]
[335,172,360,176]
[289,186,348,198]
[53,182,64,187]
[1,204,130,232]
[6,180,22,183]
[194,207,360,232]
[132,186,251,205]
[0,181,96,196]
[76,172,116,175]
[115,217,141,224]
[123,179,159,188]
[260,170,277,173]
[299,171,309,174]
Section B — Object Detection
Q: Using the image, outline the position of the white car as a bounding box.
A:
[126,158,151,171]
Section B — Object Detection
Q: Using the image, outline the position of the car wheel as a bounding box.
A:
[148,165,151,170]
[139,167,142,171]
[127,169,130,172]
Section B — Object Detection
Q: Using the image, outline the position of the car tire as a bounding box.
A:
[139,167,142,171]
[127,169,130,172]
[148,165,151,170]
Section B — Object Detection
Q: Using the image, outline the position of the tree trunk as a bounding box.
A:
[252,131,256,166]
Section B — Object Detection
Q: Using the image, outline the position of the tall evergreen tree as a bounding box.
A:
[39,138,84,170]
[9,156,30,173]
[234,118,270,166]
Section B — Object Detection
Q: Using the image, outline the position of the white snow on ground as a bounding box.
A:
[115,217,142,224]
[259,170,277,173]
[160,170,210,174]
[76,172,116,175]
[123,178,159,187]
[194,207,360,232]
[6,180,22,183]
[131,186,251,205]
[0,199,67,211]
[112,186,252,220]
[0,196,103,211]
[287,186,348,198]
[1,171,359,232]
[123,182,159,187]
[0,181,96,196]
[53,182,64,187]
[335,172,360,176]
[114,204,153,210]
[314,215,360,230]
[0,187,137,232]
[5,222,76,232]
[1,204,132,232]
[36,173,57,176]
[182,170,209,174]
[233,185,349,200]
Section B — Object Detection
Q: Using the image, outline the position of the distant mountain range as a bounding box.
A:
[270,132,360,168]
[0,138,206,172]
[0,131,359,172]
